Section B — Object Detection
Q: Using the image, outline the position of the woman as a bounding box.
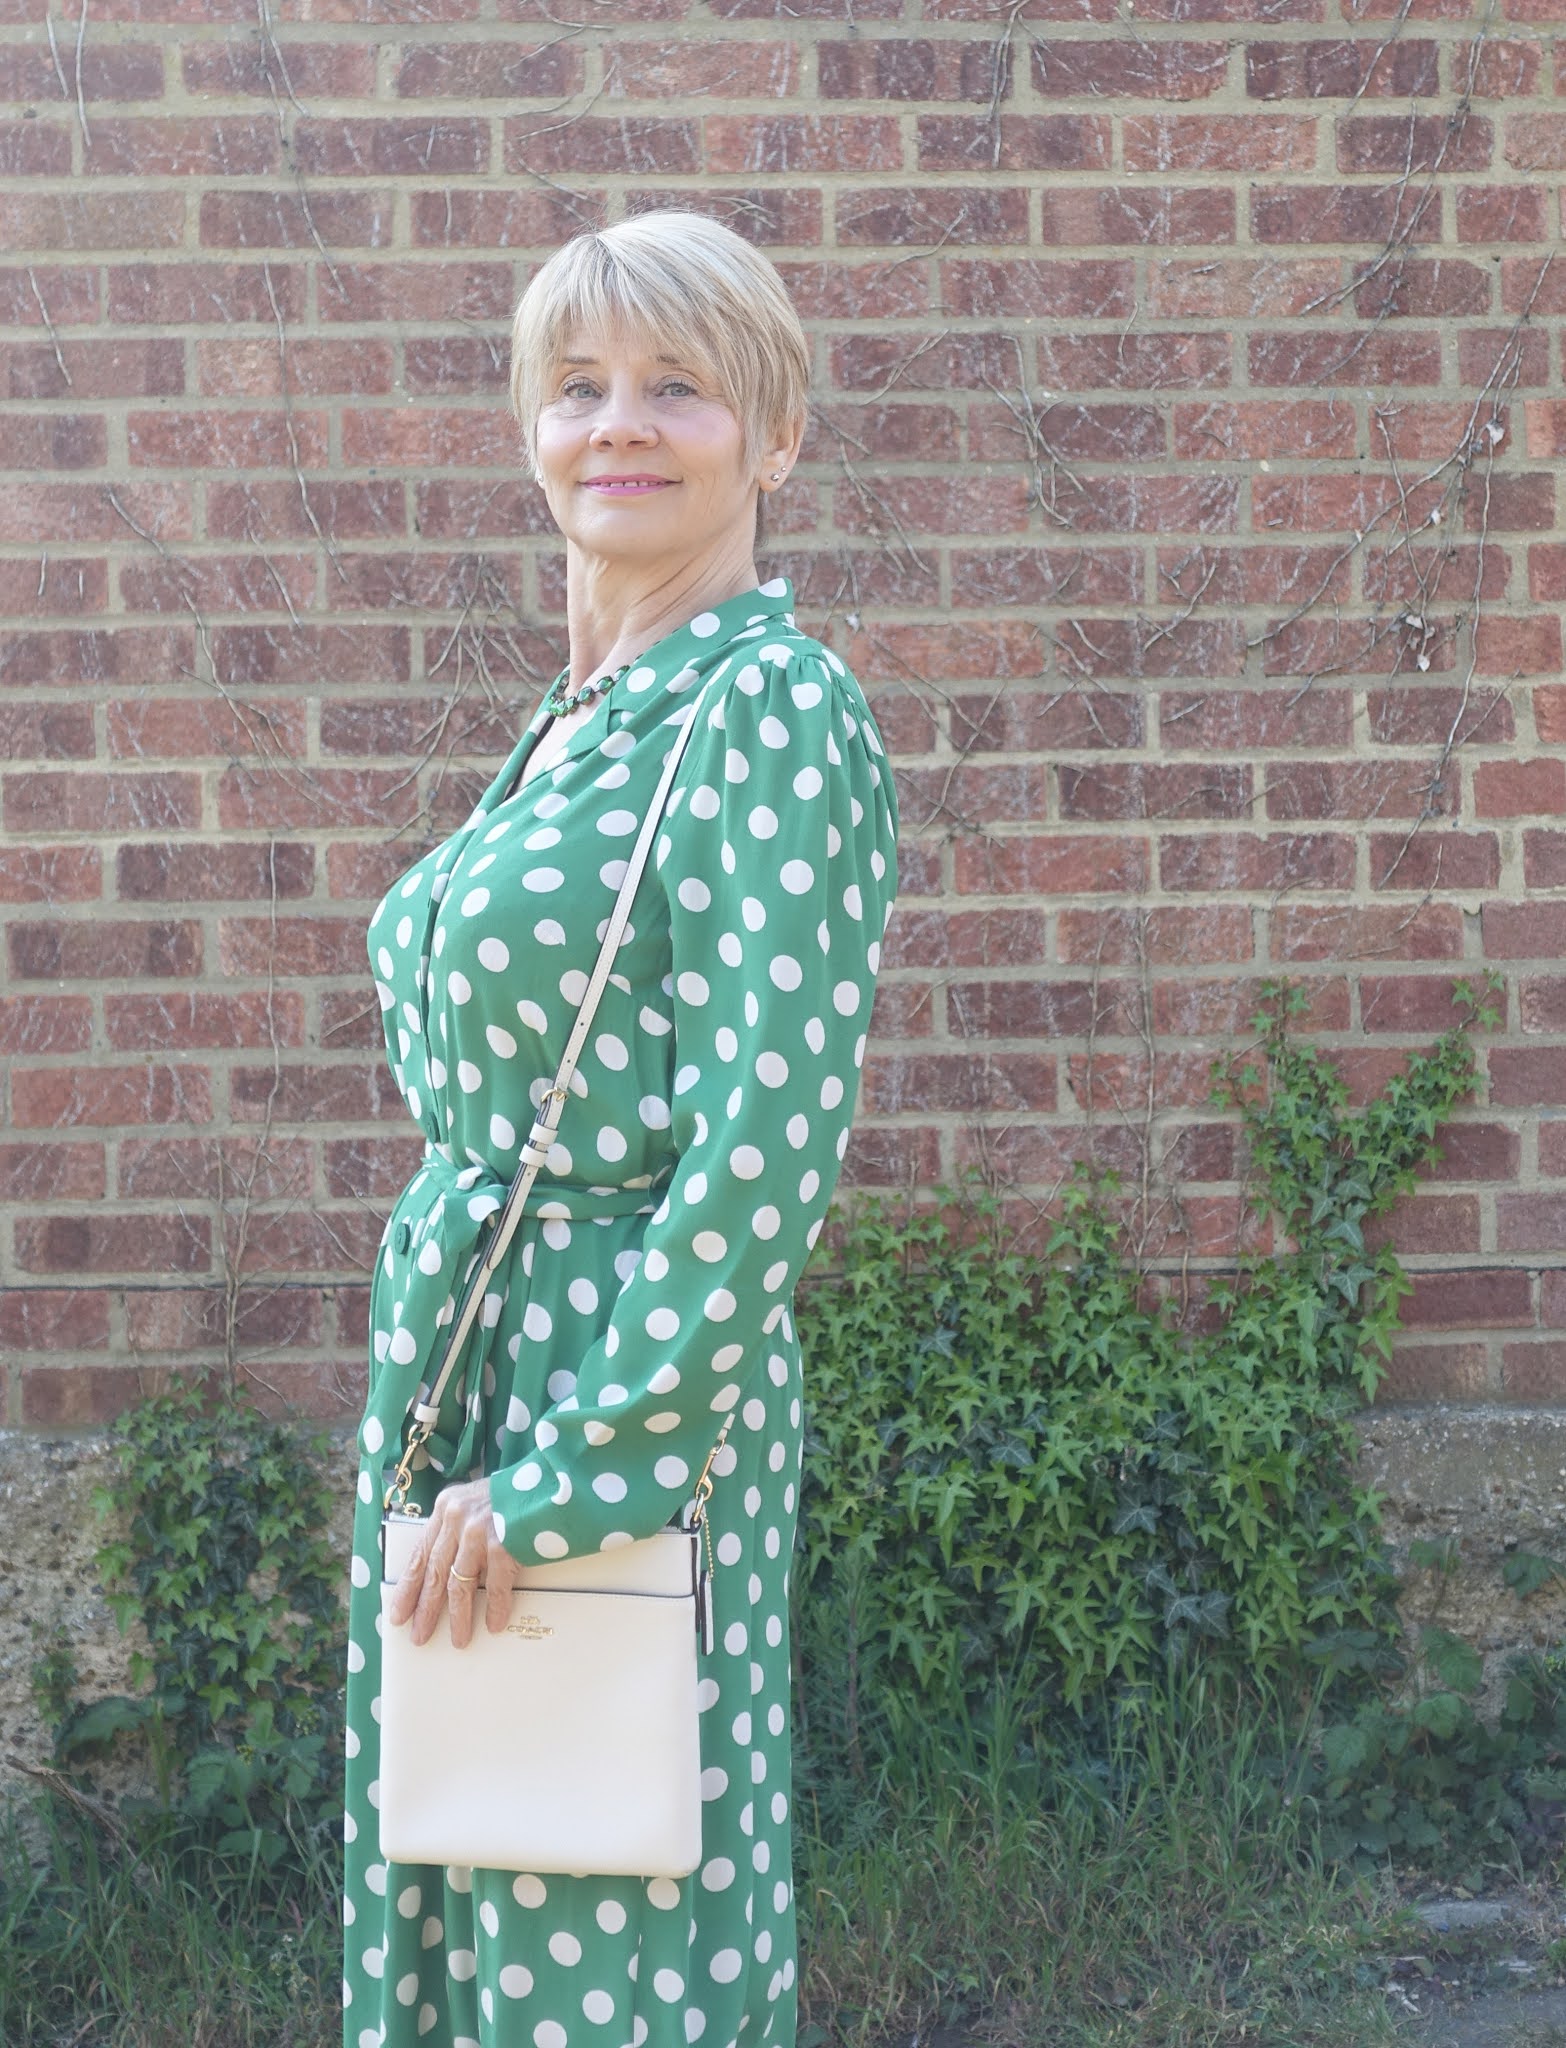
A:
[341,210,900,2048]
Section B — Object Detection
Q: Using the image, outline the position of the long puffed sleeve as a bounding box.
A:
[487,644,899,1564]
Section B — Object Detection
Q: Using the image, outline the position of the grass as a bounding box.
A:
[0,1791,340,2048]
[1,1658,1460,2048]
[793,1654,1413,2048]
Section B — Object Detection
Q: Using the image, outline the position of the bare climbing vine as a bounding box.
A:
[19,0,1539,1396]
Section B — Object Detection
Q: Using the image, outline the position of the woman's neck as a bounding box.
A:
[561,550,761,692]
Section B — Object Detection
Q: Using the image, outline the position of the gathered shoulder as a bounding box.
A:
[699,627,887,765]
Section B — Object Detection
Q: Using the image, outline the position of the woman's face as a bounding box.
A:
[534,325,759,567]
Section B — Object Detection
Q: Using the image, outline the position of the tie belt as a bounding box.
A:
[363,1145,664,1488]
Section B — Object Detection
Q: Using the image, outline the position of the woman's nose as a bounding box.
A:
[589,389,656,439]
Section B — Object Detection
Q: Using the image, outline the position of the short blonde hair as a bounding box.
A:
[508,210,810,491]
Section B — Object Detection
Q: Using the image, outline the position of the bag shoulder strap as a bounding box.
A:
[390,679,717,1476]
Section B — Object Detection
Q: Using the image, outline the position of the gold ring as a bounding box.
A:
[447,1568,478,1585]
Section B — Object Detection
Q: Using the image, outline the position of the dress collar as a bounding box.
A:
[542,575,796,704]
[488,576,797,810]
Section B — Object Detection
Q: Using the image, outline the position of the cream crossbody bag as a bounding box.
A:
[376,676,731,1879]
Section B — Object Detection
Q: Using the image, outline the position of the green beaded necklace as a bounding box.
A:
[545,660,631,718]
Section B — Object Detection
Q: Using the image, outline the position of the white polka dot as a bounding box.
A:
[730,1145,764,1179]
[534,2025,567,2048]
[689,611,721,637]
[448,1950,477,1981]
[653,1969,684,2002]
[646,1875,681,1908]
[654,1455,689,1489]
[748,806,778,838]
[477,936,509,972]
[583,1989,616,2023]
[710,1948,743,1983]
[459,888,489,917]
[548,1931,582,1966]
[523,867,565,892]
[499,1963,534,1998]
[596,1898,627,1933]
[535,1530,568,1558]
[592,1472,628,1502]
[833,979,861,1014]
[513,1874,547,1907]
[701,1856,735,1890]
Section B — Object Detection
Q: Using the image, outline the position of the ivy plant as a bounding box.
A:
[34,1378,346,1877]
[792,975,1501,1771]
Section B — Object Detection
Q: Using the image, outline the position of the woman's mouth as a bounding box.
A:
[581,480,675,494]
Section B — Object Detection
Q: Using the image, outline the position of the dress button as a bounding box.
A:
[394,1220,412,1255]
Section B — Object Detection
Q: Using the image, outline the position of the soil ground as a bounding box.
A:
[1394,1887,1566,2047]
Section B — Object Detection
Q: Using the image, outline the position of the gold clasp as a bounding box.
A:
[690,1410,733,1529]
[688,1411,734,1581]
[382,1416,433,1515]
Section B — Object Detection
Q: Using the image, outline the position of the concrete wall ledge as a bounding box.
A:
[4,1410,1565,1791]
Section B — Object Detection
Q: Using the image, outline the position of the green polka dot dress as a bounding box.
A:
[343,576,900,2048]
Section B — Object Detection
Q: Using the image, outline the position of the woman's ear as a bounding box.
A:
[760,413,806,492]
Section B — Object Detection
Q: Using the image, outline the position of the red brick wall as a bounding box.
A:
[2,3,1563,1426]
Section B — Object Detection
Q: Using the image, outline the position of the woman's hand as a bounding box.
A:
[385,1478,521,1649]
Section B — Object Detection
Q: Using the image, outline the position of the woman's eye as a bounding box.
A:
[557,377,699,400]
